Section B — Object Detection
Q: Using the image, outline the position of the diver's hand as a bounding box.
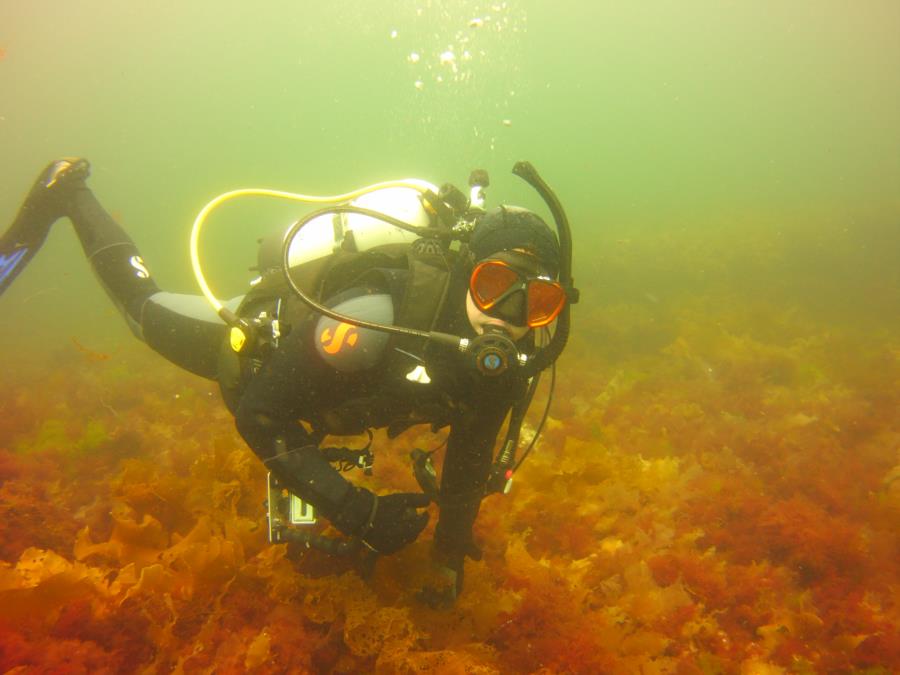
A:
[360,492,431,555]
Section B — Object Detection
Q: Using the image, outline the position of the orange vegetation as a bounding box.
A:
[1,232,898,673]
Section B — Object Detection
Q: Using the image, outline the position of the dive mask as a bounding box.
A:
[469,251,567,328]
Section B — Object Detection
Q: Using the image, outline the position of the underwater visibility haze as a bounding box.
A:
[0,1,899,672]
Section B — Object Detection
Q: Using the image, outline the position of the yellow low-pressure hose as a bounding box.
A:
[189,180,437,318]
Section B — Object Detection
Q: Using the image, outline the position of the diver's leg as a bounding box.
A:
[1,157,161,323]
[3,158,231,380]
[66,170,236,380]
[0,158,90,296]
[67,177,161,332]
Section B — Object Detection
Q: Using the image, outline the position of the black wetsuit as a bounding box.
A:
[11,181,529,557]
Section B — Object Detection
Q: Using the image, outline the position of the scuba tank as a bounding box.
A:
[256,185,434,276]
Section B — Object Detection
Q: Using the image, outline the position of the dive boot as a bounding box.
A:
[0,158,90,296]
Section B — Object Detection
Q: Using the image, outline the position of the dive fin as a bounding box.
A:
[0,158,91,298]
[0,244,38,297]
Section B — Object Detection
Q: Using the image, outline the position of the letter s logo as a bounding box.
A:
[129,255,150,279]
[320,323,359,354]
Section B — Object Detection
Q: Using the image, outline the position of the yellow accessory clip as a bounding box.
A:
[229,326,247,353]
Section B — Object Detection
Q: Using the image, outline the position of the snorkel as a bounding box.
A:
[509,161,578,377]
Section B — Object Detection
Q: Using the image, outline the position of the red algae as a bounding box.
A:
[1,232,899,673]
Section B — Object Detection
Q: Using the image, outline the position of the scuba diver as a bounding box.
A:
[0,157,577,604]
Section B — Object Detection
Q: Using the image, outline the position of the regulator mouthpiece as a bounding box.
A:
[467,325,521,376]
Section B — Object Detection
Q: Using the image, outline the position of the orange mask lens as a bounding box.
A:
[471,261,520,309]
[527,279,567,327]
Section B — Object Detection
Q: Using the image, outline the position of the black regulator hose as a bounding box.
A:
[282,204,456,344]
[522,305,570,377]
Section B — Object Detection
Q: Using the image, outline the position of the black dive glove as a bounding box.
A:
[336,489,431,555]
[362,492,431,554]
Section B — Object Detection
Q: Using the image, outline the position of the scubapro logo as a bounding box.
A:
[129,255,150,279]
[320,323,359,354]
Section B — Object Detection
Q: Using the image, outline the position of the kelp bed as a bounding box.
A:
[1,237,899,673]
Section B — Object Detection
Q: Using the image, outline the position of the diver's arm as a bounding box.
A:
[232,328,429,550]
[238,407,429,550]
[232,328,373,530]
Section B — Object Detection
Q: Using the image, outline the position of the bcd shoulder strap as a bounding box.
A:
[398,244,455,332]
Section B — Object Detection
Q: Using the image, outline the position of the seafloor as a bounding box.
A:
[0,225,898,674]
